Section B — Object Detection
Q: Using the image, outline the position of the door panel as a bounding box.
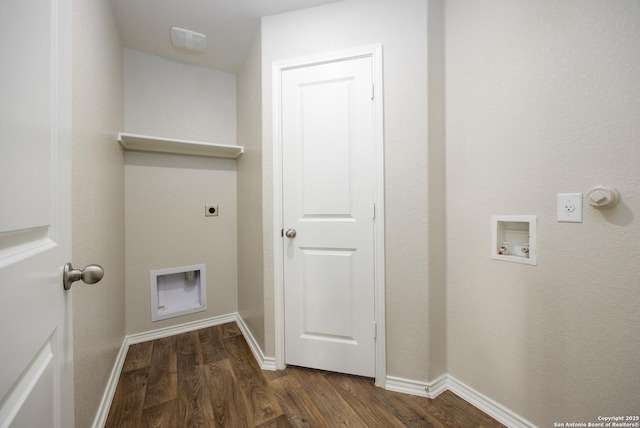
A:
[0,0,53,234]
[300,79,353,216]
[282,56,375,377]
[0,0,73,426]
[300,248,356,340]
[3,341,55,427]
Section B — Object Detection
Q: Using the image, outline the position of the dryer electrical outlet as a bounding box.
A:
[205,204,218,217]
[557,193,582,223]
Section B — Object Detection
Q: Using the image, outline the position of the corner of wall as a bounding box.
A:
[236,28,267,354]
[427,0,447,380]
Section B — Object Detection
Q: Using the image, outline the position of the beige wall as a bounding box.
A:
[124,50,238,334]
[72,0,125,427]
[123,49,236,143]
[260,0,444,379]
[426,0,446,379]
[237,32,265,349]
[445,0,640,425]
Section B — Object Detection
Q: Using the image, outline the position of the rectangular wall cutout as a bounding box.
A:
[150,264,206,322]
[491,215,537,266]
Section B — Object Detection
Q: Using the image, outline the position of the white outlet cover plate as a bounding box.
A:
[557,193,582,222]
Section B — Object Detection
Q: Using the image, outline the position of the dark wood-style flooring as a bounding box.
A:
[105,322,504,427]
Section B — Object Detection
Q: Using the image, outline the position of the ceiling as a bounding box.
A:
[110,0,344,74]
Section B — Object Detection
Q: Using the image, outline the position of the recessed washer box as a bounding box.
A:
[491,215,537,266]
[150,264,206,322]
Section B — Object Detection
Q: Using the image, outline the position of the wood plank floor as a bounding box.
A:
[105,322,504,427]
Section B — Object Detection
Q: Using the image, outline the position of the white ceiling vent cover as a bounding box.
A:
[170,26,207,54]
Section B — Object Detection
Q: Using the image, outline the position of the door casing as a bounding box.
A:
[272,44,386,385]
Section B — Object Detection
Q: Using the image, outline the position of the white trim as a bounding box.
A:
[272,44,386,383]
[272,57,286,371]
[384,374,536,428]
[235,315,277,371]
[127,313,237,345]
[370,44,387,385]
[384,374,448,399]
[446,375,536,428]
[91,336,128,428]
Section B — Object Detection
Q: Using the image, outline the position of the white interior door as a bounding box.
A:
[0,0,73,427]
[282,56,376,377]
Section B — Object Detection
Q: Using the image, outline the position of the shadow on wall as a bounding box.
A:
[596,200,633,226]
[124,151,237,172]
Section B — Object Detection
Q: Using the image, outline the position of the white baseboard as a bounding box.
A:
[126,313,238,345]
[235,315,277,371]
[445,375,536,428]
[384,374,535,427]
[385,373,535,428]
[384,374,448,398]
[91,336,129,428]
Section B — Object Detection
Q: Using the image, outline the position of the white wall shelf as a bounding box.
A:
[117,132,244,159]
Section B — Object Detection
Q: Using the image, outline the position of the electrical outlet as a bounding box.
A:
[557,193,582,222]
[205,204,218,217]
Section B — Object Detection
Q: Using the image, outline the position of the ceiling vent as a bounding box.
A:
[170,26,207,54]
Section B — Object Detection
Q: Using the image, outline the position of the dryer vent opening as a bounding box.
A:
[150,264,206,322]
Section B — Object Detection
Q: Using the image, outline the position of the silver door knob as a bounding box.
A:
[63,262,104,290]
[285,228,297,238]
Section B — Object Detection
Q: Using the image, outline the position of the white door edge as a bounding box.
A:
[272,44,386,385]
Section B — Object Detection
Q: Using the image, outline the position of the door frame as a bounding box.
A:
[272,44,386,385]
